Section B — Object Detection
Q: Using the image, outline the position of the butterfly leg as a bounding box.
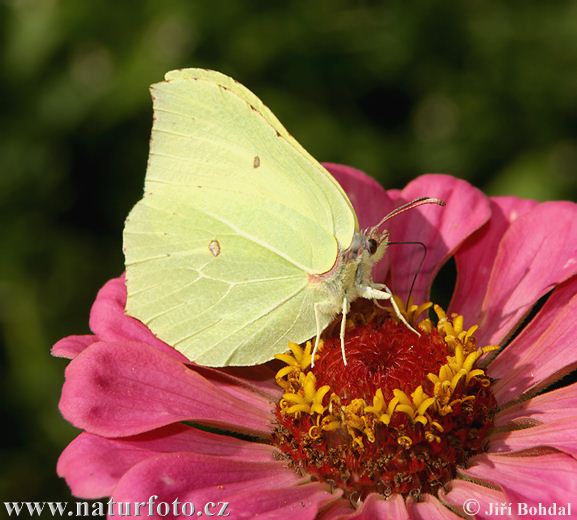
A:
[339,296,348,366]
[311,300,344,367]
[358,284,421,337]
[311,302,323,367]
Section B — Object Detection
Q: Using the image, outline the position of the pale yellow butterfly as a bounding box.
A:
[123,69,444,366]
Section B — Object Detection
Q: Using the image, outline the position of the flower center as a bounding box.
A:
[271,299,498,500]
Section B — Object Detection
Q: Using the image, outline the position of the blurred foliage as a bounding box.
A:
[1,0,576,506]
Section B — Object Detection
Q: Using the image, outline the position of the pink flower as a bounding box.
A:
[54,165,577,519]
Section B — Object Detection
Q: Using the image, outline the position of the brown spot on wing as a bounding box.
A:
[209,240,221,257]
[253,156,260,168]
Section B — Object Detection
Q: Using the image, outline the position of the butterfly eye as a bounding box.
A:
[368,238,378,255]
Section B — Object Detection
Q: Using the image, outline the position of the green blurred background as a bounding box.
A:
[1,0,576,507]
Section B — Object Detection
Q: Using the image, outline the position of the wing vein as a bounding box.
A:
[174,282,308,349]
[137,198,319,273]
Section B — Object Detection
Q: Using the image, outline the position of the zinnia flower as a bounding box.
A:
[54,164,577,519]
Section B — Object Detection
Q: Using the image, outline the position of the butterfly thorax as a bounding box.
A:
[310,230,389,313]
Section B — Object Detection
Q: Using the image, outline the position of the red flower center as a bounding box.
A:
[314,316,449,402]
[272,301,498,500]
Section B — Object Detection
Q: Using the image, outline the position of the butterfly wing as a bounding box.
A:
[124,69,357,366]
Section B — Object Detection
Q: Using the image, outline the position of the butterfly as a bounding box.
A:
[123,69,444,367]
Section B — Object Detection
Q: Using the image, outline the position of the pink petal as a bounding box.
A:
[197,364,282,402]
[224,483,338,520]
[461,452,577,512]
[112,452,303,518]
[89,276,188,363]
[324,162,395,282]
[406,494,462,520]
[386,174,490,303]
[58,432,140,499]
[439,479,508,520]
[317,500,356,519]
[450,196,538,321]
[495,382,577,427]
[336,494,409,519]
[489,276,577,404]
[59,341,273,437]
[474,202,577,347]
[57,425,276,499]
[489,417,577,458]
[324,163,395,231]
[51,334,96,359]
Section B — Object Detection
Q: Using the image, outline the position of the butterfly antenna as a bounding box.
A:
[385,241,427,307]
[369,197,445,235]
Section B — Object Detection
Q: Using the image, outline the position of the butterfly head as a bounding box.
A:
[344,230,390,284]
[365,227,390,259]
[344,197,446,284]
